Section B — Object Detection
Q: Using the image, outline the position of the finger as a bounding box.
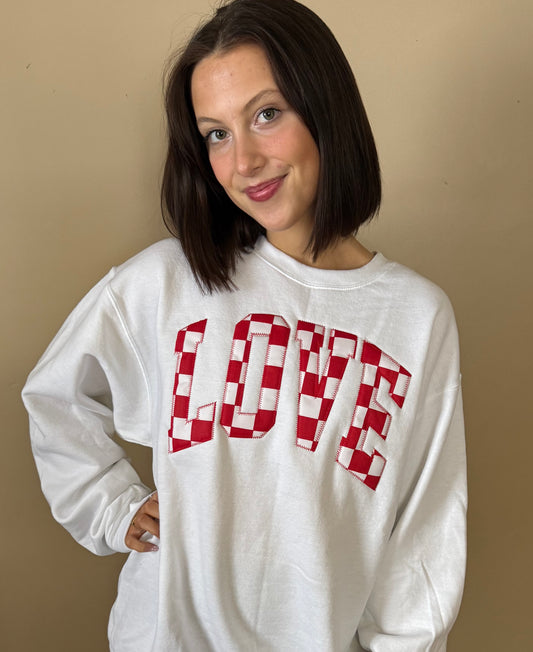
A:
[125,516,159,552]
[142,498,160,521]
[124,528,159,553]
[131,513,160,539]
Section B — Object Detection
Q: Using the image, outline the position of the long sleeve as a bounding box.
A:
[22,272,154,556]
[356,383,467,651]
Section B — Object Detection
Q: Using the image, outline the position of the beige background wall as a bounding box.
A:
[2,1,531,649]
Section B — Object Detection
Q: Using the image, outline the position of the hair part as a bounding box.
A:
[161,0,381,292]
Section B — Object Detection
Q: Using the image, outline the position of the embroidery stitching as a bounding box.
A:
[336,341,411,489]
[167,315,412,491]
[168,319,216,453]
[220,314,290,438]
[295,321,357,451]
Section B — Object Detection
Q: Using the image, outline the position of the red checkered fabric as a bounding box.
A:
[220,314,290,438]
[337,341,411,489]
[296,321,357,451]
[168,319,216,453]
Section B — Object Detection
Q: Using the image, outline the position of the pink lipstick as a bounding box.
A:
[244,176,285,202]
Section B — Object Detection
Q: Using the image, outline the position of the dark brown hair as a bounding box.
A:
[161,0,381,291]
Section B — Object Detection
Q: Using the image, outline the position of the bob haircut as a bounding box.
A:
[161,0,381,292]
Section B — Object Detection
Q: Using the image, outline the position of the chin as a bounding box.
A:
[249,210,300,232]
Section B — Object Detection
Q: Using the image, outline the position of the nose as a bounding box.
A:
[233,133,265,177]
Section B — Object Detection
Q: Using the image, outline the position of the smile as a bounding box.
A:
[244,176,286,202]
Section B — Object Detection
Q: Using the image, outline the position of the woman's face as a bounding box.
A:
[191,43,320,249]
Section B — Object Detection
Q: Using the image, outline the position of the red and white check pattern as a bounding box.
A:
[220,314,290,438]
[168,319,216,453]
[296,321,357,451]
[337,341,411,489]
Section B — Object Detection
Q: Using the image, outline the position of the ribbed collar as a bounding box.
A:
[251,236,390,290]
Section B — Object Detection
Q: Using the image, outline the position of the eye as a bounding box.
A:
[205,129,228,145]
[258,108,280,123]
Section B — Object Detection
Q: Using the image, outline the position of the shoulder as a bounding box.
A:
[111,238,185,278]
[377,257,461,386]
[105,238,191,294]
[94,238,198,322]
[378,257,456,323]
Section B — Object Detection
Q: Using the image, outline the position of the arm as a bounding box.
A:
[357,385,467,651]
[22,273,154,555]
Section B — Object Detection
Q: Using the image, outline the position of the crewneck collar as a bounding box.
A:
[251,236,389,290]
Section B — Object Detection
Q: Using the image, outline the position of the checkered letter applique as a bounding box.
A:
[220,314,290,439]
[168,319,216,453]
[336,341,411,489]
[295,321,357,451]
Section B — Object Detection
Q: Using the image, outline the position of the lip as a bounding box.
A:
[244,176,286,202]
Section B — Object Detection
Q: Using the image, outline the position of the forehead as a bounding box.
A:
[191,43,279,117]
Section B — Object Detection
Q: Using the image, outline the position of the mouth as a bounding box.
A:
[244,176,286,202]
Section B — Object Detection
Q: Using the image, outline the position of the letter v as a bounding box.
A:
[168,319,216,453]
[295,321,357,452]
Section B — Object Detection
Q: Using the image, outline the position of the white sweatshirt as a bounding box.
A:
[23,237,467,651]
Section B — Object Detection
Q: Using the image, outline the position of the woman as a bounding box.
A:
[23,1,467,650]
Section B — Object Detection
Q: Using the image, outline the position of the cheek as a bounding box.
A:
[283,130,319,172]
[304,144,320,187]
[299,135,320,168]
[208,153,231,188]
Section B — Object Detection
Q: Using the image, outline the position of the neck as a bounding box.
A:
[266,232,374,271]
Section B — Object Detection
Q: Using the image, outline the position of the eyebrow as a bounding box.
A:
[196,88,281,126]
